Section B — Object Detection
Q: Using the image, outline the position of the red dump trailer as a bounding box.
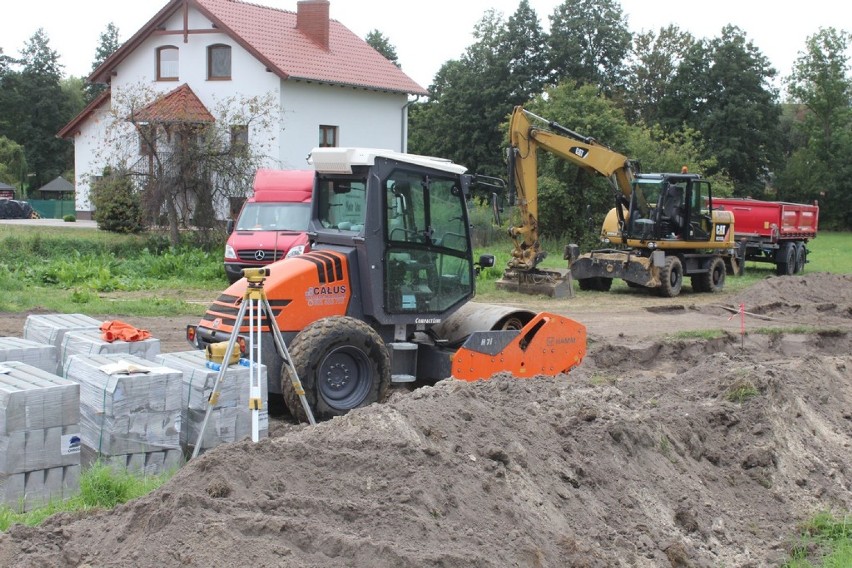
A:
[714,197,819,276]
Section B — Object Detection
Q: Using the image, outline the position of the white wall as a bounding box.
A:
[279,82,409,169]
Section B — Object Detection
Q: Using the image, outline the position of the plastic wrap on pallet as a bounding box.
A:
[155,350,268,452]
[23,313,102,347]
[63,353,181,457]
[60,329,161,376]
[0,337,59,375]
[0,361,80,436]
[0,361,81,511]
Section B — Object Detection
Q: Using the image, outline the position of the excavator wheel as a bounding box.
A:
[692,257,725,293]
[658,256,683,297]
[281,316,390,422]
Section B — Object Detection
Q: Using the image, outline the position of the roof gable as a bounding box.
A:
[91,0,427,96]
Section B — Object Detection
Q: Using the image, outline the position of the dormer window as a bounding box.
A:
[156,46,179,81]
[207,44,231,80]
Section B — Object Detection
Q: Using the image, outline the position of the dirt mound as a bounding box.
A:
[724,273,852,322]
[1,331,850,567]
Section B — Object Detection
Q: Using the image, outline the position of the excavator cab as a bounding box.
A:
[623,174,712,243]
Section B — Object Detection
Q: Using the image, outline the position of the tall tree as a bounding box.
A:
[624,25,694,125]
[86,22,121,102]
[547,0,631,94]
[661,26,781,194]
[779,28,852,227]
[0,136,27,187]
[410,2,548,180]
[10,29,74,189]
[365,30,399,67]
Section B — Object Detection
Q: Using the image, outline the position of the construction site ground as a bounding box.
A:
[0,272,850,567]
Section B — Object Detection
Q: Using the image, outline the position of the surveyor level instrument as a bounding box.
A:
[191,268,316,459]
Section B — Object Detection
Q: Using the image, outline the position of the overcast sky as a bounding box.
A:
[1,0,849,93]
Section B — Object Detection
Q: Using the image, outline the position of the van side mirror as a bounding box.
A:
[226,219,235,234]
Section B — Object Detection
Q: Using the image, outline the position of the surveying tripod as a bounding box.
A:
[191,268,316,459]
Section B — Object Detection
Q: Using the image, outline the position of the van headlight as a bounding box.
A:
[286,245,305,258]
[224,244,237,260]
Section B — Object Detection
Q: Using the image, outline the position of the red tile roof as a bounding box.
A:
[132,83,215,123]
[91,0,427,96]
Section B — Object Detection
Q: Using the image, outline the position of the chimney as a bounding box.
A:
[296,0,330,50]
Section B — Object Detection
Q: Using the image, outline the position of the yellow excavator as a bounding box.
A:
[496,106,739,298]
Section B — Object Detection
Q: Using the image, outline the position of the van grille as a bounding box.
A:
[236,249,284,262]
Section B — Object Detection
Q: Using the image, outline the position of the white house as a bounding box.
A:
[58,0,427,220]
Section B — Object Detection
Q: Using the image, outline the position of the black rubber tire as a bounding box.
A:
[281,316,390,422]
[795,242,806,274]
[692,257,725,293]
[776,242,796,276]
[658,256,683,297]
[597,277,613,291]
[625,280,643,288]
[577,278,596,291]
[705,257,726,292]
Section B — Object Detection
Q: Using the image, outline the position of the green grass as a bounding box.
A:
[0,226,226,316]
[0,461,175,530]
[785,512,852,567]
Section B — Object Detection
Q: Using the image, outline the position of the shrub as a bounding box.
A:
[63,214,76,222]
[90,171,144,234]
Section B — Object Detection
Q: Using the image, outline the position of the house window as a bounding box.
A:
[230,125,248,151]
[208,44,231,80]
[319,125,338,148]
[156,46,179,80]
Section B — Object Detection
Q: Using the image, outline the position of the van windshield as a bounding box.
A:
[236,202,311,231]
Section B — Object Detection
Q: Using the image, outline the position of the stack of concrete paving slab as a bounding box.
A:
[23,314,102,375]
[60,329,161,376]
[64,353,182,475]
[0,361,81,512]
[0,337,58,375]
[155,350,268,455]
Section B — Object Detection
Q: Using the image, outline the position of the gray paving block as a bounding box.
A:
[0,337,58,374]
[64,353,181,456]
[155,350,268,454]
[60,329,161,376]
[23,314,102,374]
[0,361,80,435]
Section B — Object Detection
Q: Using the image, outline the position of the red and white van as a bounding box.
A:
[224,169,313,283]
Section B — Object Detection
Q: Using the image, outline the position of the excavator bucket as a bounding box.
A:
[495,268,575,298]
[451,312,586,381]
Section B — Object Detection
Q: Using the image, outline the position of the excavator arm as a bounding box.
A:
[505,106,636,272]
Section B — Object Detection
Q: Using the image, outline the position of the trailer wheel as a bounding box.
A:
[776,242,796,276]
[658,256,683,297]
[795,242,806,274]
[281,316,390,422]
